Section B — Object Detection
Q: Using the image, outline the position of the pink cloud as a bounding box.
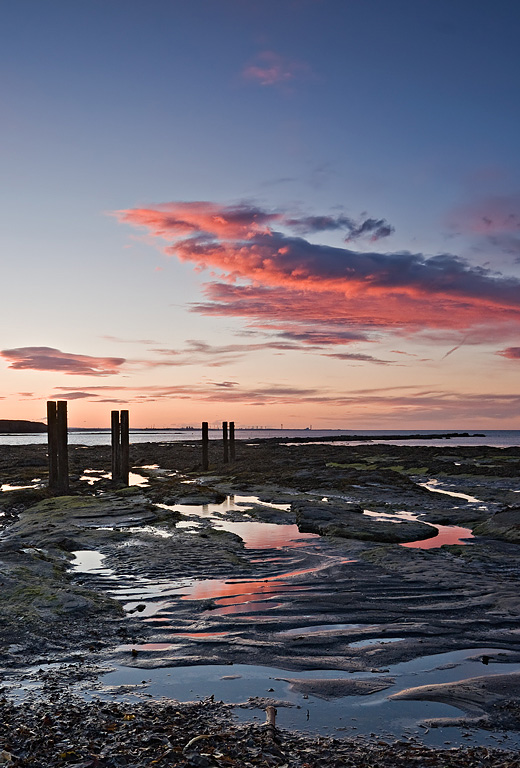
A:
[1,347,126,376]
[448,193,520,261]
[117,200,520,349]
[194,282,520,343]
[449,194,520,236]
[53,381,520,421]
[142,338,302,369]
[242,50,312,87]
[118,201,520,307]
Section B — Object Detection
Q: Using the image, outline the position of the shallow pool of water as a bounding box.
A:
[401,525,474,549]
[97,648,520,748]
[420,480,482,504]
[72,550,114,576]
[361,507,474,550]
[1,481,42,491]
[214,520,318,549]
[348,637,405,647]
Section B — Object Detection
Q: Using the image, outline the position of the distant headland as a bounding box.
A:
[0,420,47,433]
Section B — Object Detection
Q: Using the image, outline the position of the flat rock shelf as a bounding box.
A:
[1,439,520,762]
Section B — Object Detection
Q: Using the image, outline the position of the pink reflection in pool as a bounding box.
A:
[215,521,319,549]
[401,525,474,549]
[180,577,308,603]
[174,555,355,618]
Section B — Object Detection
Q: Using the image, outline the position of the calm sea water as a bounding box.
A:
[0,429,519,448]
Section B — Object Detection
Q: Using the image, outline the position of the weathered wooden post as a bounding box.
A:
[223,421,229,463]
[111,410,129,485]
[56,401,69,493]
[47,400,69,493]
[202,421,209,470]
[120,410,129,485]
[229,421,235,462]
[47,401,58,490]
[111,410,121,483]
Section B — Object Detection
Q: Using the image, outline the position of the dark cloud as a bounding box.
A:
[273,328,370,346]
[285,214,355,233]
[345,217,395,242]
[54,391,98,400]
[496,347,520,359]
[211,381,239,388]
[324,352,393,364]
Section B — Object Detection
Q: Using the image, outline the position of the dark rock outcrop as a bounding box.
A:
[293,499,438,543]
[0,419,46,433]
[473,506,520,542]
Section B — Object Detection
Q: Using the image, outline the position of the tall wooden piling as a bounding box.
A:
[47,401,58,489]
[120,410,129,485]
[111,410,121,483]
[47,400,69,493]
[229,421,235,461]
[223,421,229,463]
[111,410,129,485]
[56,401,69,493]
[202,421,209,470]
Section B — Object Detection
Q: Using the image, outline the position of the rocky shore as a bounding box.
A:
[1,695,518,767]
[1,438,520,763]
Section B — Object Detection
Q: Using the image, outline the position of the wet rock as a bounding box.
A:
[283,676,395,699]
[293,500,437,543]
[391,670,520,730]
[145,480,226,506]
[473,506,520,543]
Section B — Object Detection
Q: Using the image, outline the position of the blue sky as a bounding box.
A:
[2,0,520,428]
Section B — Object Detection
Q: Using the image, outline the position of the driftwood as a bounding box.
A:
[265,705,277,739]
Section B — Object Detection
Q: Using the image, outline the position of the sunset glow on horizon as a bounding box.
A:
[2,1,520,429]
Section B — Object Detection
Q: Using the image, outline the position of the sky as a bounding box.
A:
[1,0,520,430]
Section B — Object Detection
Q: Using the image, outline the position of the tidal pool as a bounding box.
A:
[419,480,483,504]
[401,525,474,549]
[362,507,474,549]
[97,648,520,749]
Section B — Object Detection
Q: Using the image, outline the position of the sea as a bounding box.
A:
[1,428,519,448]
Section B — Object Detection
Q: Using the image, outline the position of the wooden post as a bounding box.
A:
[120,410,129,485]
[47,401,58,490]
[111,410,130,485]
[229,421,235,462]
[111,410,121,483]
[56,401,69,493]
[222,421,229,463]
[202,421,209,470]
